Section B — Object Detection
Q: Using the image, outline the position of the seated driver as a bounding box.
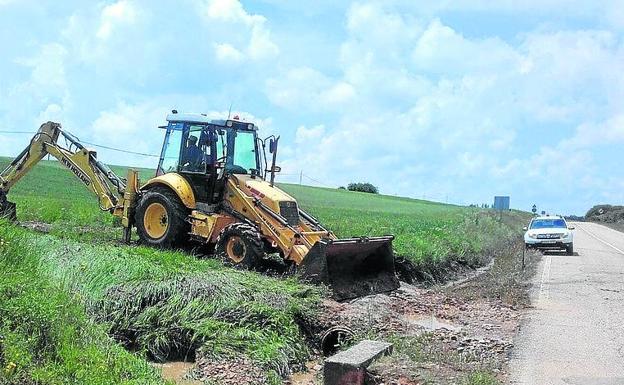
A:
[182,135,203,170]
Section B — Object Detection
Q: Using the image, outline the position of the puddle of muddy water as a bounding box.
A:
[152,361,201,385]
[407,314,460,332]
[286,361,322,385]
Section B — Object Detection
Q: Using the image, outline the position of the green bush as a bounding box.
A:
[347,182,379,194]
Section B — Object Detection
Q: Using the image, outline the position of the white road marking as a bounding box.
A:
[539,255,552,303]
[577,223,624,255]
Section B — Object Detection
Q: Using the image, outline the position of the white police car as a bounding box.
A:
[524,215,574,255]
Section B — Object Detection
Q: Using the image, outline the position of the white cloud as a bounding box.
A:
[36,104,64,123]
[215,43,244,63]
[266,67,355,110]
[248,24,280,60]
[562,115,624,150]
[267,4,624,209]
[320,82,355,105]
[413,19,521,75]
[295,124,325,144]
[17,43,68,89]
[203,0,265,25]
[201,0,279,61]
[97,0,138,40]
[1,0,623,212]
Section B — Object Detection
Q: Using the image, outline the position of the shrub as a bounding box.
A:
[347,182,378,194]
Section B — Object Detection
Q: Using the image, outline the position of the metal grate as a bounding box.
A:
[279,201,299,226]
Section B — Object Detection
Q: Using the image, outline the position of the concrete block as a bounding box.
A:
[324,340,393,385]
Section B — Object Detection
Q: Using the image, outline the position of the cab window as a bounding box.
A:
[159,129,183,174]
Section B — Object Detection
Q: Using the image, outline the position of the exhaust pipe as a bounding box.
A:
[300,236,400,301]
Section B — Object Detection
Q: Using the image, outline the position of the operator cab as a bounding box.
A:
[157,112,263,205]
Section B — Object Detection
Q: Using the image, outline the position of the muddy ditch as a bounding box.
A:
[284,241,541,385]
[160,240,539,385]
[16,220,539,384]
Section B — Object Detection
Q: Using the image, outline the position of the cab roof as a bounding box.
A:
[166,113,211,124]
[165,113,256,130]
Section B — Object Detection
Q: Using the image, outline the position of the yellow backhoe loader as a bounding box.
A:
[0,113,399,300]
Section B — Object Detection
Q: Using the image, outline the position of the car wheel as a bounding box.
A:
[566,244,574,256]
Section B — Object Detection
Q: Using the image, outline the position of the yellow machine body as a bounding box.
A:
[143,173,196,209]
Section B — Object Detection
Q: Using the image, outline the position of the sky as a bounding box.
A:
[0,0,622,215]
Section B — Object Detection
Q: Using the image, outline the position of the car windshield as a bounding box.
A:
[530,219,566,229]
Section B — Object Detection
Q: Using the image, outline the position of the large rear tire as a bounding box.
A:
[135,187,190,248]
[215,223,265,269]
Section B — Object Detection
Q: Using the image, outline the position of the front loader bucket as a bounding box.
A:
[300,236,400,301]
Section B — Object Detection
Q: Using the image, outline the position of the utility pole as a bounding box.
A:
[299,170,302,185]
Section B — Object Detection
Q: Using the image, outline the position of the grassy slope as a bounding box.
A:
[2,158,528,265]
[280,183,528,267]
[0,224,167,385]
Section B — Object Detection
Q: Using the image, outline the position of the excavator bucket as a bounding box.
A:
[300,236,399,301]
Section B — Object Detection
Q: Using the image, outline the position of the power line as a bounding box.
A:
[76,139,160,158]
[0,131,36,134]
[0,130,159,158]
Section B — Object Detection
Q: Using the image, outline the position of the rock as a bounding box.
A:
[324,340,393,385]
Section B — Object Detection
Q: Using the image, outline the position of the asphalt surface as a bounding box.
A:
[510,222,624,384]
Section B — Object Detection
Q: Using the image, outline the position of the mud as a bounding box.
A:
[287,242,537,385]
[152,361,200,385]
[20,220,51,233]
[285,361,322,385]
[190,356,268,385]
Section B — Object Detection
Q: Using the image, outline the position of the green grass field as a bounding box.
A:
[1,158,527,266]
[0,157,529,384]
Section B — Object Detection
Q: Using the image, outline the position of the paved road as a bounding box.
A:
[510,222,624,384]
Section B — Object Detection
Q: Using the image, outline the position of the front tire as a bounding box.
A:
[135,187,190,247]
[566,244,574,256]
[215,223,265,269]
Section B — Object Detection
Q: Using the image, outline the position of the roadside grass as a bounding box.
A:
[0,223,323,381]
[370,332,502,385]
[0,224,166,385]
[280,183,530,280]
[463,372,500,385]
[447,240,541,308]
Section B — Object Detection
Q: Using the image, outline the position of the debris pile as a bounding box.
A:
[191,356,268,385]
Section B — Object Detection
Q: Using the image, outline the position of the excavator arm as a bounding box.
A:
[0,122,136,228]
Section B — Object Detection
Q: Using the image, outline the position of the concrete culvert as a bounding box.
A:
[320,326,354,356]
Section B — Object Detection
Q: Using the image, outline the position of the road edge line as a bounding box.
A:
[577,223,624,255]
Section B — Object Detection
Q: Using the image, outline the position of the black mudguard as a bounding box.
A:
[0,192,16,221]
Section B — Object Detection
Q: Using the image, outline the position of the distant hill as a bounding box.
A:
[585,204,624,228]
